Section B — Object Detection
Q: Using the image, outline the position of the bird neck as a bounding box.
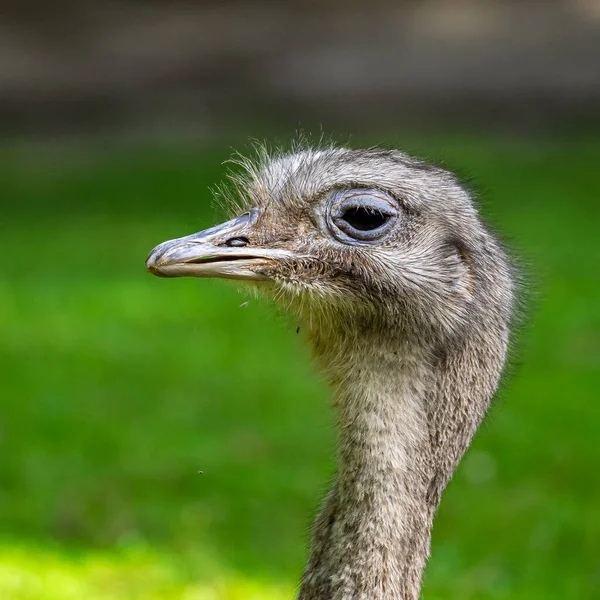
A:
[299,345,436,600]
[299,329,504,600]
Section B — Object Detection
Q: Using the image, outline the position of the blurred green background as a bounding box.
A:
[1,1,600,599]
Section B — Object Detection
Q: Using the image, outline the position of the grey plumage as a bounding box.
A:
[146,143,516,600]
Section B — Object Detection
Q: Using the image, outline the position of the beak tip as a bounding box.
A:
[146,247,166,277]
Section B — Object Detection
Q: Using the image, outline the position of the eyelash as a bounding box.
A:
[338,206,391,231]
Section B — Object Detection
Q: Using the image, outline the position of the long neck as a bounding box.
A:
[338,356,434,599]
[299,348,433,600]
[298,332,503,600]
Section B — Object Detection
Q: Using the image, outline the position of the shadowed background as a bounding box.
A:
[1,1,599,599]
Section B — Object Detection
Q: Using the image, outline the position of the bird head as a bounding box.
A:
[146,145,512,349]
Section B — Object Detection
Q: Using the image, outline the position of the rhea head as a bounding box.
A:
[146,146,512,364]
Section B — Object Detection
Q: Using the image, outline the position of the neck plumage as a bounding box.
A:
[298,333,502,600]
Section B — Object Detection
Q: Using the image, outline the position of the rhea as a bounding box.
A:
[146,145,515,600]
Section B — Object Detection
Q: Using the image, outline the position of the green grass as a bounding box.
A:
[1,134,598,599]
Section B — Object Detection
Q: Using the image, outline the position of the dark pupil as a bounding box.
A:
[341,206,389,231]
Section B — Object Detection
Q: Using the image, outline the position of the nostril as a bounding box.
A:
[225,236,250,248]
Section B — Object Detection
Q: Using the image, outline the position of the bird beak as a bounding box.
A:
[146,209,292,281]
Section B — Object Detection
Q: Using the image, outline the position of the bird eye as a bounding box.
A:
[328,189,399,243]
[340,206,390,231]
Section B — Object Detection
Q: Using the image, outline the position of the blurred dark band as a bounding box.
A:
[1,0,599,139]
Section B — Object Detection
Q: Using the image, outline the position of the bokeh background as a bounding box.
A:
[1,1,599,599]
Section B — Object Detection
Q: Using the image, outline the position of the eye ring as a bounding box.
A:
[327,189,399,244]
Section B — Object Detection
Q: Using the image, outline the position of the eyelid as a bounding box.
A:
[330,190,398,217]
[331,198,398,221]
